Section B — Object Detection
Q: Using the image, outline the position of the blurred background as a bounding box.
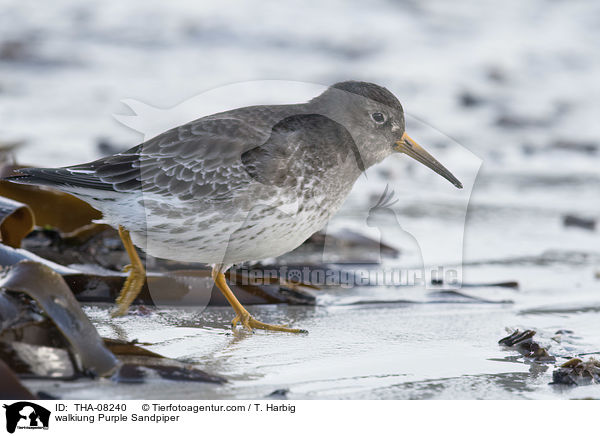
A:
[1,0,599,399]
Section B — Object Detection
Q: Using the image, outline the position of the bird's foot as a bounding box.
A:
[111,263,145,318]
[231,309,307,334]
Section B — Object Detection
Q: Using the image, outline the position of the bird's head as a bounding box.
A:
[310,81,462,189]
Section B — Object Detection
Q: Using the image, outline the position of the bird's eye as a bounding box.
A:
[371,112,385,124]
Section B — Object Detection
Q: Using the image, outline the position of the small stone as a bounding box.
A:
[563,215,596,231]
[458,91,484,108]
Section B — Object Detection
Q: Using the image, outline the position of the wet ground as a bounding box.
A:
[2,0,600,399]
[22,253,600,400]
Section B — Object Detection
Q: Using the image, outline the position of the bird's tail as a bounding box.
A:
[5,166,113,192]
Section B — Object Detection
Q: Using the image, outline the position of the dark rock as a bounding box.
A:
[0,40,31,62]
[551,140,598,155]
[113,364,146,384]
[35,391,59,400]
[495,114,549,129]
[551,358,600,386]
[458,91,484,108]
[429,290,512,304]
[266,388,289,399]
[555,329,574,335]
[487,67,507,83]
[521,143,537,155]
[563,215,596,231]
[437,279,519,289]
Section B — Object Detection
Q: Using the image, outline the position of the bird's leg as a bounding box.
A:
[211,267,307,333]
[111,225,146,317]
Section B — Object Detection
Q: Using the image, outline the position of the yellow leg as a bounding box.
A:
[111,225,146,317]
[211,266,307,333]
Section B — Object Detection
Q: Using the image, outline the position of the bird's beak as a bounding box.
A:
[394,133,463,189]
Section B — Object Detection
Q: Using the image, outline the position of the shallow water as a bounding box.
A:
[3,0,600,398]
[23,252,600,399]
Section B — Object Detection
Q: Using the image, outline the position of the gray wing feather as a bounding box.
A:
[11,108,286,201]
[241,113,361,187]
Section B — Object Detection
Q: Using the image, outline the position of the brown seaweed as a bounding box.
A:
[0,359,37,400]
[551,358,600,386]
[0,261,119,376]
[0,240,316,307]
[0,196,34,248]
[499,329,556,363]
[0,263,226,388]
[105,339,226,384]
[0,177,101,233]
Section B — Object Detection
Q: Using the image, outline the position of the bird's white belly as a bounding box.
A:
[100,193,333,265]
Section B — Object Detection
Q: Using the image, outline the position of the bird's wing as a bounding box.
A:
[11,112,279,202]
[241,113,363,188]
